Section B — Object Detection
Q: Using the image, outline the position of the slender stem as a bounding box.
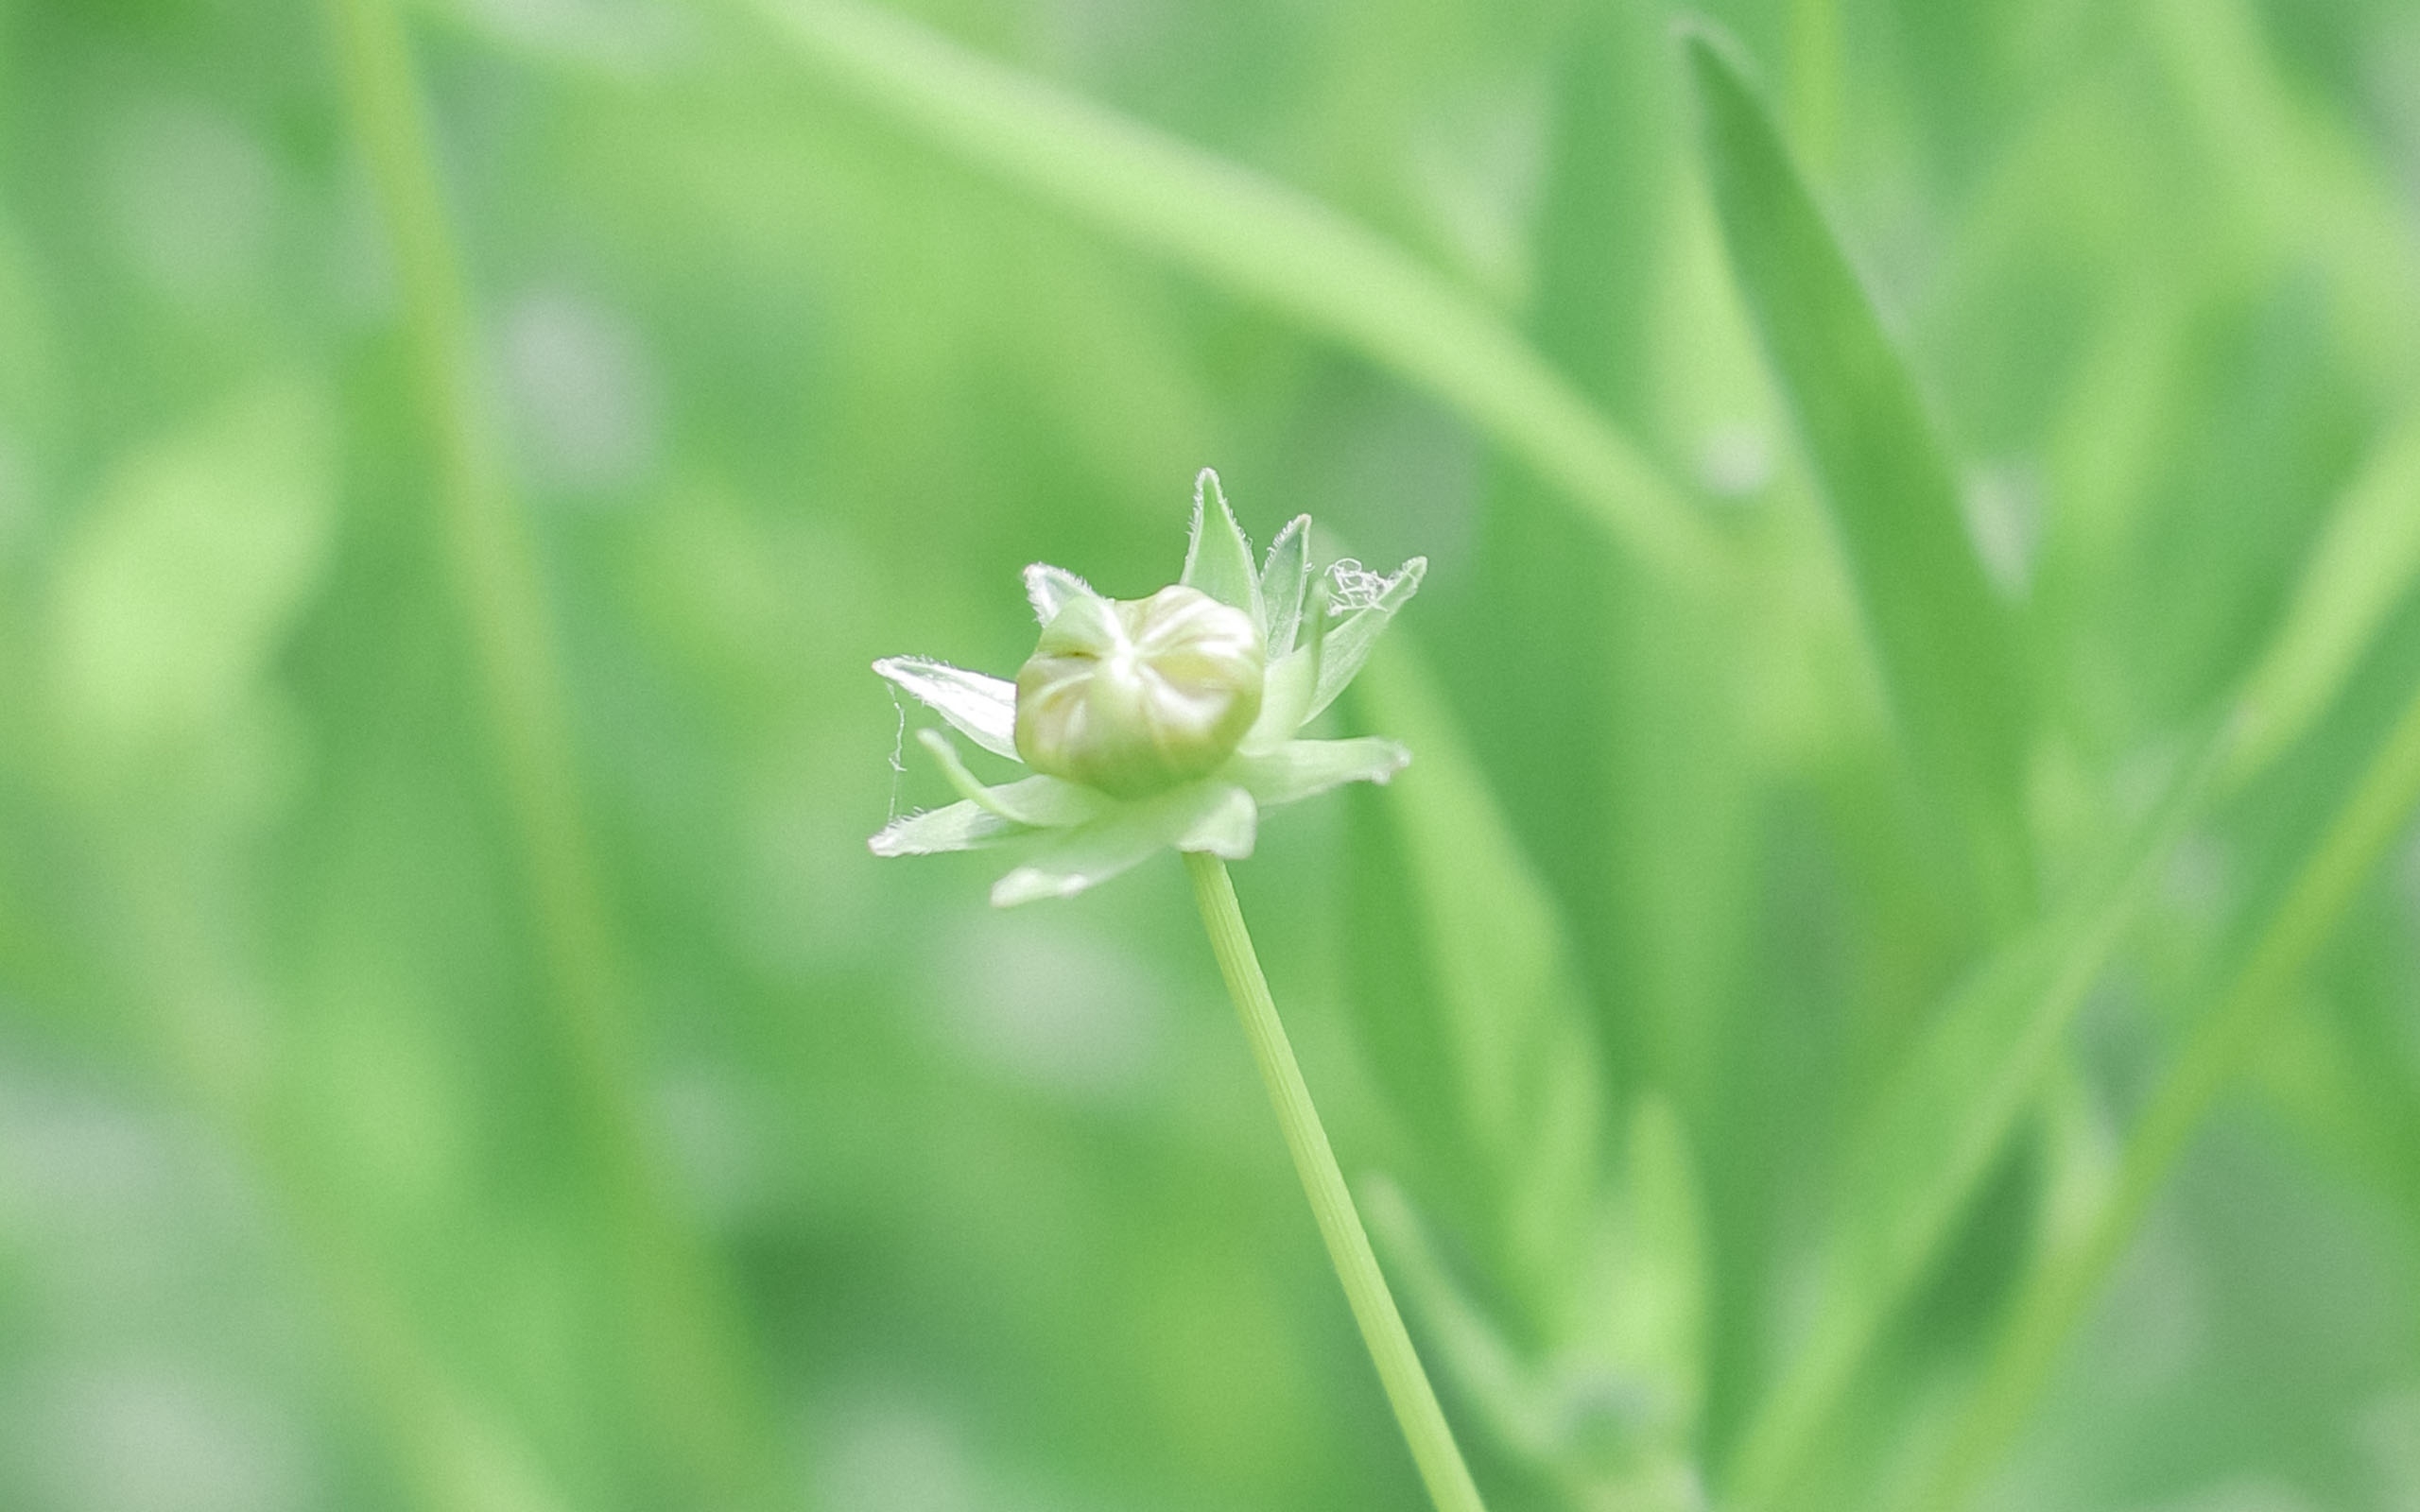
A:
[1184,851,1489,1512]
[325,3,781,1504]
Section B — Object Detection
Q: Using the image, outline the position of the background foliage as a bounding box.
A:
[4,0,2420,1510]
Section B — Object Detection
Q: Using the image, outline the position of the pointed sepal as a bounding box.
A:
[1181,468,1265,625]
[1229,736,1409,805]
[868,799,1014,857]
[916,730,1104,829]
[1259,514,1313,656]
[873,657,1020,759]
[1306,557,1426,722]
[1024,561,1098,627]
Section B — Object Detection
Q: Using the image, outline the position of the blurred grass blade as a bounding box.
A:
[2228,412,2420,779]
[1727,408,2420,1506]
[1362,1176,1564,1464]
[1603,1094,1709,1445]
[1683,25,2032,919]
[752,0,1725,591]
[1721,729,2225,1508]
[1183,468,1266,623]
[44,382,332,791]
[2146,0,2420,387]
[39,383,572,1512]
[1353,641,1710,1499]
[1350,638,1609,1323]
[1911,668,2420,1511]
[325,0,786,1503]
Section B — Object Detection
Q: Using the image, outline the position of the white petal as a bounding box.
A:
[1259,514,1312,656]
[1180,469,1265,625]
[917,729,1104,829]
[1306,558,1426,721]
[1172,783,1257,858]
[873,656,1019,759]
[870,799,1013,856]
[1024,561,1097,626]
[1229,737,1409,805]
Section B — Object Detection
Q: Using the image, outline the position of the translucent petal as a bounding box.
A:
[1180,468,1265,625]
[1172,783,1257,858]
[1259,514,1312,656]
[869,799,1014,856]
[873,656,1019,759]
[917,730,1104,829]
[1230,737,1409,806]
[1024,561,1097,626]
[1306,557,1426,722]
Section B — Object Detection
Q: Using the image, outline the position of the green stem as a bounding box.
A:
[1184,851,1489,1512]
[325,2,781,1504]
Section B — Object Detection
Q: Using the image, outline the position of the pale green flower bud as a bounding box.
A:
[1014,584,1265,798]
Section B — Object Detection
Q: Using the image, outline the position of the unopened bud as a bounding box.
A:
[1014,585,1264,798]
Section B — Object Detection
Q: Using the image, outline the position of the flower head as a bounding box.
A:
[871,470,1424,905]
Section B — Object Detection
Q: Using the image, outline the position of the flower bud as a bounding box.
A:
[1014,585,1265,798]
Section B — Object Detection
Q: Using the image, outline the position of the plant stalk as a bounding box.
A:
[1184,850,1489,1512]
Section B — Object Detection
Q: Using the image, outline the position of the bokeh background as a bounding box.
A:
[6,1,2420,1510]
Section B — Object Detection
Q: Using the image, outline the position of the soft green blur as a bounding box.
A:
[4,1,2419,1510]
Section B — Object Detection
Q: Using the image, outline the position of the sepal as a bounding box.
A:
[873,656,1020,759]
[1181,468,1266,626]
[1024,562,1097,626]
[1229,737,1409,805]
[1306,557,1426,722]
[868,800,1013,857]
[1259,514,1313,656]
[916,730,1104,828]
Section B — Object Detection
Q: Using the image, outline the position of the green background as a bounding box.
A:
[4,0,2419,1509]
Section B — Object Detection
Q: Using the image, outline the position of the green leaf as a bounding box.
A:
[1726,407,2420,1506]
[1352,637,1610,1312]
[1685,26,2033,919]
[1911,663,2420,1512]
[1721,729,2224,1508]
[2228,412,2420,779]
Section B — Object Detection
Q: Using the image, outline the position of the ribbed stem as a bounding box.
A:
[1184,851,1488,1512]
